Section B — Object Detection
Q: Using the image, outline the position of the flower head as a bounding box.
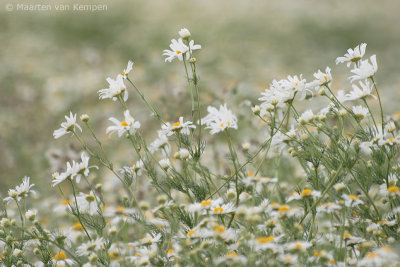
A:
[98,74,128,102]
[202,104,238,134]
[336,43,367,67]
[349,55,378,82]
[122,60,134,79]
[106,110,141,137]
[53,112,82,139]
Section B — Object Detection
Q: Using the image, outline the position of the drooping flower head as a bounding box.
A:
[53,112,82,139]
[349,55,378,82]
[98,74,128,102]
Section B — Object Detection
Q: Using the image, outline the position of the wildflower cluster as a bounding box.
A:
[1,31,400,267]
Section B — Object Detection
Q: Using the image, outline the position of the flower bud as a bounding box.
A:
[80,114,90,122]
[252,105,261,116]
[189,57,196,63]
[179,28,191,39]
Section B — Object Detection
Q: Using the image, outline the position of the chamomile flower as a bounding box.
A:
[161,117,195,136]
[53,112,82,139]
[4,176,36,203]
[163,38,189,62]
[287,189,321,202]
[106,110,141,137]
[76,191,98,216]
[352,105,369,120]
[98,74,128,102]
[149,131,171,156]
[73,153,98,183]
[349,55,378,82]
[76,238,105,256]
[121,60,133,79]
[345,80,375,101]
[201,104,238,134]
[51,252,76,266]
[299,110,314,124]
[342,194,364,207]
[336,43,367,67]
[310,67,332,89]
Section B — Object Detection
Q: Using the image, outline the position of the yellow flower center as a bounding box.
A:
[348,194,359,200]
[295,243,303,249]
[167,249,174,254]
[120,121,129,126]
[278,205,290,213]
[213,207,224,213]
[343,233,352,238]
[187,229,195,237]
[172,121,181,127]
[201,200,212,206]
[388,185,400,194]
[301,189,312,197]
[314,251,319,257]
[52,252,67,261]
[366,252,379,259]
[72,222,83,231]
[109,251,119,259]
[61,200,71,206]
[226,252,238,258]
[214,225,225,233]
[176,50,181,55]
[257,236,274,243]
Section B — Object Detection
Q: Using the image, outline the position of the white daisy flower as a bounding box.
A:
[310,66,332,89]
[159,158,171,170]
[163,38,189,62]
[98,74,128,102]
[53,112,82,139]
[352,105,369,120]
[342,194,364,207]
[336,43,367,67]
[161,117,196,136]
[345,80,375,101]
[349,55,378,82]
[51,252,76,266]
[149,131,171,156]
[106,110,141,137]
[76,191,98,216]
[201,104,238,134]
[287,189,321,202]
[121,60,133,79]
[4,176,36,203]
[76,237,105,256]
[299,110,314,124]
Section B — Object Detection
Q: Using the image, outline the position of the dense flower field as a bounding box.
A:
[1,29,400,266]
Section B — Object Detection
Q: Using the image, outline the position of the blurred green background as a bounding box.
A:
[1,0,400,193]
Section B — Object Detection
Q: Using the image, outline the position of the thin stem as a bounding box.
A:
[370,77,384,133]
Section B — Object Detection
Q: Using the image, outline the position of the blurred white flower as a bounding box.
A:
[98,74,128,102]
[161,117,195,136]
[106,110,141,137]
[352,105,369,120]
[349,55,378,82]
[4,176,36,203]
[122,60,133,79]
[53,112,82,139]
[178,28,191,39]
[345,80,375,101]
[202,104,238,134]
[336,43,367,67]
[163,38,189,62]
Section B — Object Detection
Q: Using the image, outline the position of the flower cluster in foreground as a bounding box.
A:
[1,31,400,267]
